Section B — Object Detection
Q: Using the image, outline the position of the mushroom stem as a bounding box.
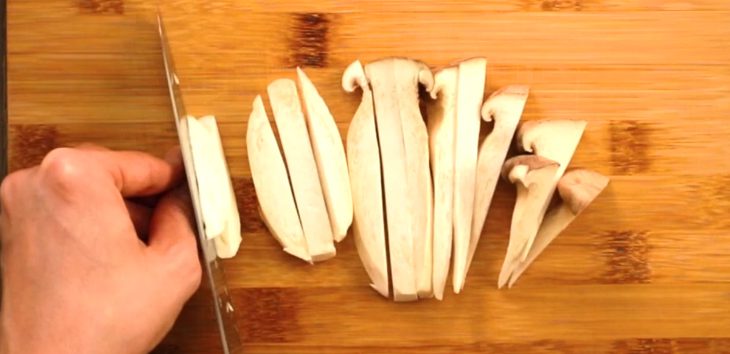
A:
[463,85,528,289]
[297,67,353,243]
[513,120,587,262]
[364,58,434,301]
[507,169,609,287]
[498,155,560,288]
[268,79,336,261]
[344,60,389,297]
[427,66,458,300]
[452,57,487,294]
[247,95,311,262]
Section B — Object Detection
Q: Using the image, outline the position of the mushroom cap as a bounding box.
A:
[417,62,434,92]
[430,66,458,100]
[481,85,530,123]
[501,155,560,185]
[557,169,609,215]
[342,60,369,93]
[363,57,435,93]
[516,120,587,154]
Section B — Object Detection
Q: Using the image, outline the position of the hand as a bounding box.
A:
[0,146,202,354]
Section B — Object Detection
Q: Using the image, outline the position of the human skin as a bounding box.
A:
[0,146,202,354]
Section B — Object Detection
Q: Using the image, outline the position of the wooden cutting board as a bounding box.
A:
[7,1,730,353]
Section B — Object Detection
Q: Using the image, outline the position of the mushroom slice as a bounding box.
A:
[297,67,353,242]
[462,86,528,288]
[187,115,226,241]
[246,96,311,262]
[343,61,389,297]
[508,169,609,287]
[452,57,487,294]
[365,58,433,301]
[498,155,560,288]
[427,66,458,300]
[513,120,587,261]
[395,59,435,299]
[198,115,242,259]
[268,79,336,261]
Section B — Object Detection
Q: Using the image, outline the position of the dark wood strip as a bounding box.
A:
[233,288,303,343]
[78,0,124,15]
[597,230,653,284]
[287,13,331,68]
[610,120,652,175]
[8,124,58,171]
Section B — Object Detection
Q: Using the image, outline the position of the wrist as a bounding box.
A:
[0,322,16,354]
[0,321,26,354]
[0,317,11,354]
[0,316,57,354]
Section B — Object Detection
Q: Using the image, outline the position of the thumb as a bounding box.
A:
[147,186,202,300]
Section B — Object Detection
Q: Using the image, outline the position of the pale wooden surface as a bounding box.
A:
[7,1,730,353]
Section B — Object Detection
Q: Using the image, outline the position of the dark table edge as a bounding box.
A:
[0,0,5,297]
[1,0,6,181]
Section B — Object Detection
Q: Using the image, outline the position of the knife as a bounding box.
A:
[157,13,243,354]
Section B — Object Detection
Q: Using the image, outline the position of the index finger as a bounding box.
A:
[87,147,184,197]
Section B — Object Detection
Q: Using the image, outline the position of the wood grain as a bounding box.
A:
[7,0,730,353]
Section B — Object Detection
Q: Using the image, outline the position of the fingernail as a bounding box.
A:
[172,185,194,221]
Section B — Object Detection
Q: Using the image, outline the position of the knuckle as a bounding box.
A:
[0,170,29,213]
[184,238,203,289]
[0,174,17,212]
[0,174,14,204]
[39,148,86,190]
[189,258,203,290]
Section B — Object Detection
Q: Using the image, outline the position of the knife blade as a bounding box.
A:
[157,13,242,354]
